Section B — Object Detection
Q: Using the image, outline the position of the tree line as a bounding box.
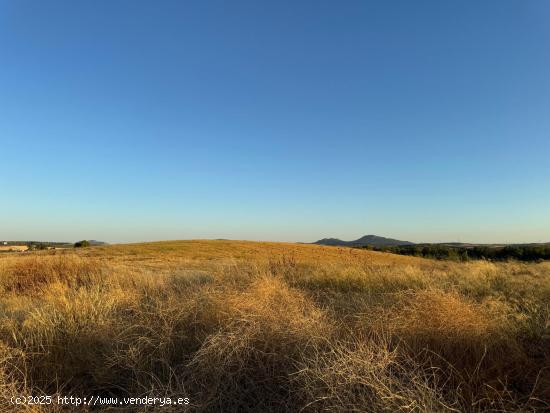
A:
[363,244,550,262]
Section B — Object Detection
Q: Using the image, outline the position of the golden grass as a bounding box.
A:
[0,240,549,412]
[0,246,28,252]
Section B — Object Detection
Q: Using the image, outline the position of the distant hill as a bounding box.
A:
[314,235,414,247]
[88,240,108,246]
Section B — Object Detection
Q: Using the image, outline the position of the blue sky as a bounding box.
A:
[1,0,549,244]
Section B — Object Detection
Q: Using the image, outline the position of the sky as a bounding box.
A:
[1,0,549,244]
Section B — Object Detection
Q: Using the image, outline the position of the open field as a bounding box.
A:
[1,240,549,412]
[0,245,28,252]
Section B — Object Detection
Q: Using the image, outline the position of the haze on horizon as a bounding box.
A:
[1,0,549,245]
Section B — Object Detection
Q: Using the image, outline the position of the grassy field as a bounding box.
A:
[0,240,549,412]
[0,246,28,252]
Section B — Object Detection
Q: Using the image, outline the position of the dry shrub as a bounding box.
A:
[295,336,458,413]
[0,342,27,412]
[388,289,497,346]
[104,287,227,394]
[187,276,331,412]
[374,289,531,408]
[5,286,130,391]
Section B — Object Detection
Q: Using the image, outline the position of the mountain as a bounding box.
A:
[314,235,414,247]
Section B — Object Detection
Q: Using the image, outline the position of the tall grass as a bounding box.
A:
[0,241,549,412]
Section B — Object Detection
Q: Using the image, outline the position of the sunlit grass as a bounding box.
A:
[1,240,549,412]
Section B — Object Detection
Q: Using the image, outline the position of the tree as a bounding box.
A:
[74,240,90,248]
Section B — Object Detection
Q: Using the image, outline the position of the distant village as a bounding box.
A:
[0,241,72,253]
[0,240,106,253]
[0,242,29,252]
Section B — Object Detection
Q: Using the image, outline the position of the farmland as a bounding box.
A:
[0,245,28,252]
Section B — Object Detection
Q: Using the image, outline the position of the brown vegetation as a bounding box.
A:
[0,245,28,252]
[0,240,549,412]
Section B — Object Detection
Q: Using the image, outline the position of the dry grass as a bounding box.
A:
[0,240,549,412]
[0,246,28,252]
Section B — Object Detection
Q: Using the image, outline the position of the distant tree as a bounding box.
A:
[74,240,90,248]
[363,243,550,262]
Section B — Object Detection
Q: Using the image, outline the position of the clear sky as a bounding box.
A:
[1,0,549,244]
